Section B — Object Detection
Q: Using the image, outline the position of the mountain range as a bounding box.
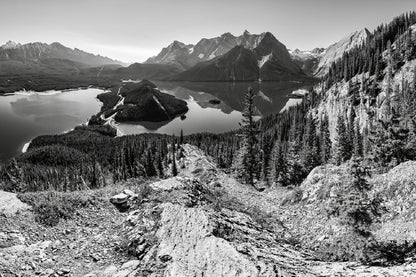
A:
[144,29,371,81]
[0,41,125,74]
[0,28,374,92]
[146,31,268,70]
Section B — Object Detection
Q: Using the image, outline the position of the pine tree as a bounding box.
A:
[179,129,184,145]
[133,160,146,177]
[275,145,289,186]
[234,87,258,186]
[171,139,178,176]
[384,40,393,117]
[156,152,164,178]
[353,120,363,157]
[301,114,320,172]
[327,158,381,261]
[320,113,332,163]
[92,161,105,188]
[145,150,157,177]
[370,112,411,168]
[347,108,355,155]
[405,29,413,61]
[334,114,350,165]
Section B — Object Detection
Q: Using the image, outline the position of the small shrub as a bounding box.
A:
[18,191,96,226]
[371,241,416,265]
[317,233,378,262]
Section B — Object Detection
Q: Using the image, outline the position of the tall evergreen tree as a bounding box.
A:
[301,114,320,172]
[171,138,178,176]
[327,158,381,261]
[320,113,332,163]
[179,129,184,145]
[353,120,363,157]
[334,113,350,165]
[234,87,258,186]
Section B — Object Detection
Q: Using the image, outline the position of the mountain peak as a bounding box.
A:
[243,30,251,36]
[170,40,186,48]
[49,42,68,49]
[221,32,235,39]
[262,32,277,41]
[1,40,21,49]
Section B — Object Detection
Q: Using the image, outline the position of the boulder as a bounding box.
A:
[110,190,138,212]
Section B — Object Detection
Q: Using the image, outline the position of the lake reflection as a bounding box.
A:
[0,82,312,160]
[116,81,312,135]
[0,88,104,161]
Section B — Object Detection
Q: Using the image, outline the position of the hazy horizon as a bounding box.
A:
[1,0,415,63]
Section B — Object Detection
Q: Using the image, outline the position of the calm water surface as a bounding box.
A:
[0,82,311,160]
[116,81,311,135]
[0,88,103,160]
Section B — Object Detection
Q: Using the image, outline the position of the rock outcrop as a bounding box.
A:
[110,189,138,212]
[99,144,416,277]
[0,190,30,216]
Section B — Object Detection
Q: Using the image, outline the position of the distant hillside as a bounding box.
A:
[289,29,371,77]
[0,41,125,68]
[115,63,183,80]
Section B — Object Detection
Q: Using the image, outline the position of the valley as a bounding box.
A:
[1,6,416,277]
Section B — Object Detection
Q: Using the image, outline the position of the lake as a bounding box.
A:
[116,81,311,135]
[0,88,104,161]
[0,81,310,161]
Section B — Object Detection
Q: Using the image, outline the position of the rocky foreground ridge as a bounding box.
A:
[1,144,416,276]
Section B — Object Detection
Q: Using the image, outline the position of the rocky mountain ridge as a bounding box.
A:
[146,28,376,81]
[0,41,124,67]
[315,28,371,77]
[173,32,308,82]
[145,30,267,70]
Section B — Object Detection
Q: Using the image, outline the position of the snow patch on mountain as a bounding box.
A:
[258,53,272,68]
[146,31,271,69]
[257,90,272,102]
[1,40,21,49]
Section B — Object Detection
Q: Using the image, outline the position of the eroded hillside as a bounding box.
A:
[2,144,414,276]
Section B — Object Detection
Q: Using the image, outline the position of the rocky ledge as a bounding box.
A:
[94,145,416,277]
[2,144,416,277]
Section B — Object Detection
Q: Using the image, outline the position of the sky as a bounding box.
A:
[0,0,415,63]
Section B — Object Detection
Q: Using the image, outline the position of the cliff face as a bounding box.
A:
[315,29,371,77]
[312,26,416,142]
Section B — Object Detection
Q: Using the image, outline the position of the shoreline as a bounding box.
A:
[12,88,106,156]
[1,85,110,97]
[280,88,309,113]
[21,141,31,153]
